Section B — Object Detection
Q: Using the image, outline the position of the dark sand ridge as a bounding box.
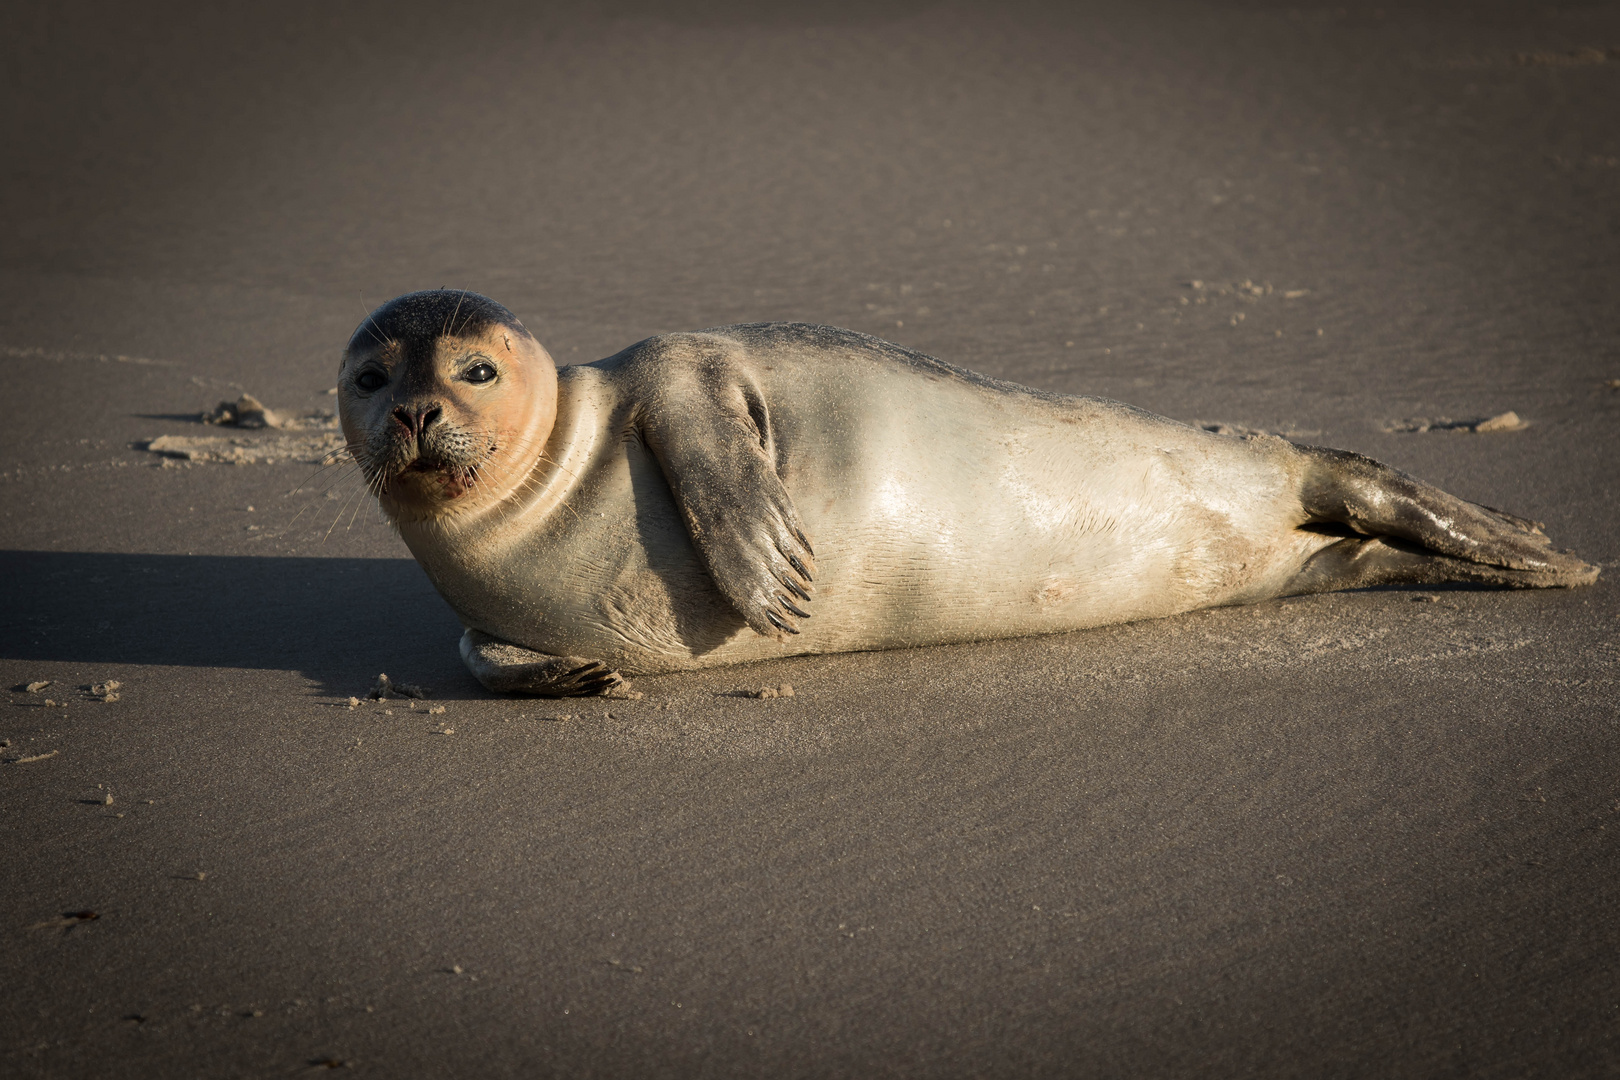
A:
[2,0,1618,1075]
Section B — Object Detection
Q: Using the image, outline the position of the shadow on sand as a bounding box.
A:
[0,550,474,696]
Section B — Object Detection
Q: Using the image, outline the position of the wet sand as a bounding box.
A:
[3,1,1618,1075]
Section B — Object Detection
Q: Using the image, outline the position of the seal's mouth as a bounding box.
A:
[385,449,490,500]
[357,427,499,512]
[400,456,483,499]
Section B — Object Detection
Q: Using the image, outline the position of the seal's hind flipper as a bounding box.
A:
[460,630,640,698]
[1297,445,1597,581]
[1287,535,1599,596]
[636,343,817,642]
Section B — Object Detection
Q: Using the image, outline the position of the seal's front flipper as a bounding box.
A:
[639,356,817,642]
[460,629,641,698]
[1298,445,1597,585]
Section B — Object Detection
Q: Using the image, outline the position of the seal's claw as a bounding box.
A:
[779,596,810,620]
[563,661,630,696]
[460,629,633,697]
[781,550,814,585]
[778,573,811,602]
[1473,503,1548,538]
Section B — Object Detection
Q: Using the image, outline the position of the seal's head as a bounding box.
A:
[339,290,558,523]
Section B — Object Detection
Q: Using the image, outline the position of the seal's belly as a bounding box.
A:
[785,396,1316,656]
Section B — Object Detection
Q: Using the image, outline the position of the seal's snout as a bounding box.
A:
[391,403,443,439]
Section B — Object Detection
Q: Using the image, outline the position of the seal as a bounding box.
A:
[338,290,1598,697]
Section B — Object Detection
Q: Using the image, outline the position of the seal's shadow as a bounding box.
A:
[0,550,472,695]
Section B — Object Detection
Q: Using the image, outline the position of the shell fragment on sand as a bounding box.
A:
[202,393,338,431]
[6,749,60,764]
[84,681,121,702]
[367,673,433,700]
[740,683,796,699]
[202,393,278,429]
[1471,411,1529,433]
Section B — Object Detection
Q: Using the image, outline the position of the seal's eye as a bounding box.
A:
[465,362,497,384]
[355,370,388,392]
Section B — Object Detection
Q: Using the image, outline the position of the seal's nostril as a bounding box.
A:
[391,406,416,435]
[419,405,443,432]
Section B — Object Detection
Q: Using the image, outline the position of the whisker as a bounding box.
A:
[287,467,363,528]
[322,483,357,536]
[449,288,468,337]
[345,488,368,532]
[358,294,389,349]
[286,452,361,500]
[325,483,367,542]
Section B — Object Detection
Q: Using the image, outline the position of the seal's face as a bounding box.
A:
[338,294,558,523]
